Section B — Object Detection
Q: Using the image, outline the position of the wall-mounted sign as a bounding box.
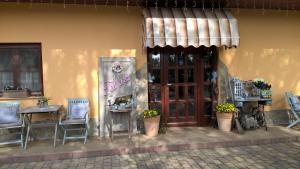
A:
[103,73,131,95]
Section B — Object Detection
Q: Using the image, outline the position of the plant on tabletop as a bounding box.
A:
[37,97,50,108]
[253,79,272,98]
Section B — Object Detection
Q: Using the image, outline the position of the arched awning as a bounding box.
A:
[143,8,239,48]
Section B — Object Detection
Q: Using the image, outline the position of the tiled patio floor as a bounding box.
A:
[2,142,300,169]
[0,126,300,163]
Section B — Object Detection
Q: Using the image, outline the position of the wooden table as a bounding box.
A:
[20,105,62,149]
[234,98,272,131]
[108,109,132,141]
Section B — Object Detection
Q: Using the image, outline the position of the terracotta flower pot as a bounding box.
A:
[216,112,233,132]
[144,115,160,137]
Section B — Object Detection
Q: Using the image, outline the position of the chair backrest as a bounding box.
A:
[285,91,300,118]
[0,101,20,124]
[285,92,294,107]
[67,98,89,119]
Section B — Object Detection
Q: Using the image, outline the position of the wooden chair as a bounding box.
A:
[285,92,300,128]
[0,101,24,148]
[59,98,89,144]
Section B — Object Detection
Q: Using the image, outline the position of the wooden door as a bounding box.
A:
[163,49,201,126]
[148,47,214,126]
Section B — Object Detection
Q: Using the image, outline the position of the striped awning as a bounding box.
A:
[143,8,239,48]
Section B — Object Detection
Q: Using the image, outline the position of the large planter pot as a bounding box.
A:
[216,112,233,132]
[144,115,160,137]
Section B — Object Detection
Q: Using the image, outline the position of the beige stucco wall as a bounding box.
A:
[220,9,300,111]
[0,4,148,123]
[0,4,299,123]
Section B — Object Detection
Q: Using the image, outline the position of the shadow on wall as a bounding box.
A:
[222,48,300,110]
[221,10,300,110]
[43,48,146,119]
[44,49,98,117]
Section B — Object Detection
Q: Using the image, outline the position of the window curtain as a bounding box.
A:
[19,48,41,92]
[0,49,13,90]
[0,72,13,91]
[0,48,41,92]
[20,72,40,91]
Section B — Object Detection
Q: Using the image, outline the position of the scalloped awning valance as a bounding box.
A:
[143,8,239,48]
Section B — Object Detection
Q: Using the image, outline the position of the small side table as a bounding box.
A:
[108,109,132,141]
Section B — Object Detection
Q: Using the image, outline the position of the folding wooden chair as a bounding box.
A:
[285,92,300,128]
[59,98,89,144]
[0,101,24,148]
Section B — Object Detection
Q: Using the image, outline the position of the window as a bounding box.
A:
[0,43,43,96]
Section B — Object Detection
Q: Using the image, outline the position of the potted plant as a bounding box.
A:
[37,97,50,108]
[215,103,236,132]
[3,85,29,98]
[253,79,272,98]
[143,109,160,137]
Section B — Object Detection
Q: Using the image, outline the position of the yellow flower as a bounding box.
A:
[216,103,236,113]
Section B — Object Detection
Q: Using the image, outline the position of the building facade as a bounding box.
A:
[0,2,300,136]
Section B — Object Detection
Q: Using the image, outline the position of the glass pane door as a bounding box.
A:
[147,47,216,127]
[165,51,198,124]
[148,50,163,114]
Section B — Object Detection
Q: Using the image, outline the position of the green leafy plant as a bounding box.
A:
[261,89,272,98]
[39,97,50,102]
[37,97,50,107]
[158,113,167,134]
[143,109,160,119]
[215,103,236,113]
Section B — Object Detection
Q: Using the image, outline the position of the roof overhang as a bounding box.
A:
[0,0,299,10]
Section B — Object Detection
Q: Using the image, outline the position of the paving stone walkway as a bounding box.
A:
[1,142,300,169]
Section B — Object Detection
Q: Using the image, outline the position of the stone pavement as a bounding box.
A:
[1,142,300,169]
[1,126,300,164]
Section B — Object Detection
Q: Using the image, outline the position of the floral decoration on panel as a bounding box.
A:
[112,62,123,73]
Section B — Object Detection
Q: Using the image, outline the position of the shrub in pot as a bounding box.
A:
[37,97,50,108]
[253,79,272,98]
[143,109,160,137]
[215,103,236,132]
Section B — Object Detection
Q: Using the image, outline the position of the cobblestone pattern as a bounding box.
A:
[1,142,300,169]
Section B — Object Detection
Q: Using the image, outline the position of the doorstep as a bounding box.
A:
[0,126,299,164]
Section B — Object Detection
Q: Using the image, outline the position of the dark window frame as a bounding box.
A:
[0,43,44,97]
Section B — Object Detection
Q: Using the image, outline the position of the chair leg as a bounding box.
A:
[84,128,88,144]
[128,114,131,139]
[111,115,114,141]
[21,127,24,148]
[24,124,31,150]
[62,129,67,145]
[287,120,300,128]
[54,123,58,147]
